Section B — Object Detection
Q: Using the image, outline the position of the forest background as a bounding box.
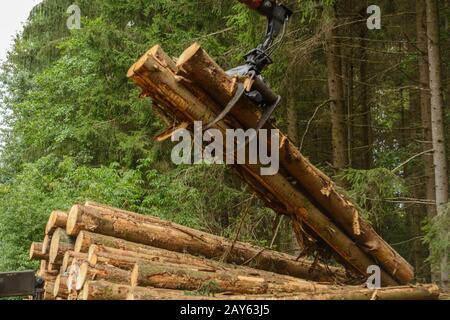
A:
[0,0,449,286]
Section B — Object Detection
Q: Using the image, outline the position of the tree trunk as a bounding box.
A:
[131,261,334,295]
[416,0,434,282]
[426,0,450,286]
[286,93,298,145]
[324,8,349,171]
[359,26,373,169]
[171,44,412,284]
[69,206,347,283]
[416,0,436,221]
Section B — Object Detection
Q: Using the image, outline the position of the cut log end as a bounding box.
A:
[42,235,51,254]
[53,274,61,298]
[77,262,90,291]
[49,228,74,264]
[67,205,83,236]
[130,263,139,288]
[49,231,61,263]
[29,242,46,260]
[43,281,55,300]
[75,231,87,253]
[88,244,99,265]
[176,42,201,68]
[126,62,137,79]
[61,251,87,273]
[45,210,68,235]
[54,274,69,299]
[61,251,71,273]
[133,47,158,74]
[80,285,89,301]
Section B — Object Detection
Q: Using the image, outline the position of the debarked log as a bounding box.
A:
[68,204,345,283]
[76,262,131,291]
[130,261,337,295]
[126,284,440,300]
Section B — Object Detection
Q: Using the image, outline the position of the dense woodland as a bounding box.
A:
[0,0,448,286]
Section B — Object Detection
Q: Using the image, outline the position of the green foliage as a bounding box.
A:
[423,203,450,268]
[340,168,409,245]
[0,155,144,271]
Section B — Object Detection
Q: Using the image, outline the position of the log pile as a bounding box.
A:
[31,202,440,300]
[127,43,415,286]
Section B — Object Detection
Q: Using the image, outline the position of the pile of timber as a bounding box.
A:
[127,43,416,287]
[31,202,440,300]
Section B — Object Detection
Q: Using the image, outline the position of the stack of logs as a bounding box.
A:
[30,202,440,300]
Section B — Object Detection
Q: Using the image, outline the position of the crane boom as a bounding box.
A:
[205,0,292,130]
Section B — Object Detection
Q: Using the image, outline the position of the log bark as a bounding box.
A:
[173,43,412,285]
[49,228,75,264]
[127,284,440,300]
[131,261,337,295]
[54,275,70,299]
[77,262,131,291]
[69,206,345,283]
[129,45,398,286]
[29,242,48,261]
[80,281,132,300]
[45,210,68,235]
